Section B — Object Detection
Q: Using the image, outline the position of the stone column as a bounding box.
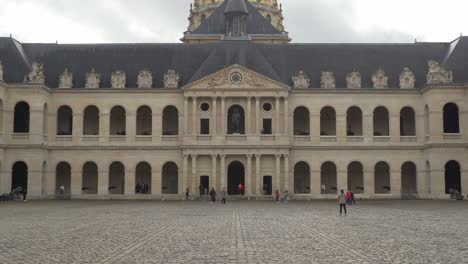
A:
[246,155,252,196]
[183,97,189,135]
[99,111,109,143]
[390,114,400,143]
[337,169,347,193]
[255,155,261,195]
[431,168,445,196]
[255,97,261,135]
[284,98,289,136]
[416,113,425,143]
[30,108,44,143]
[211,155,218,191]
[125,168,135,195]
[221,97,226,135]
[191,155,198,194]
[284,155,290,191]
[182,155,188,194]
[192,97,197,135]
[212,98,217,135]
[275,155,281,191]
[98,169,108,195]
[127,112,136,143]
[429,110,443,141]
[275,97,280,135]
[364,167,374,196]
[311,169,321,197]
[152,166,162,195]
[246,97,251,135]
[72,113,83,144]
[220,155,226,189]
[390,169,401,197]
[70,169,82,197]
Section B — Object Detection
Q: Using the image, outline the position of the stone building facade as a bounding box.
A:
[0,0,467,200]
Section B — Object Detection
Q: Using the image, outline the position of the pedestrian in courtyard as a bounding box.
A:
[283,190,289,203]
[185,187,190,200]
[346,190,351,205]
[22,186,27,202]
[237,183,244,195]
[338,190,347,215]
[209,187,217,205]
[275,189,280,203]
[199,184,203,199]
[350,191,356,205]
[221,187,227,205]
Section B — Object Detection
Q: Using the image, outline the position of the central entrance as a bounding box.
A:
[227,161,245,195]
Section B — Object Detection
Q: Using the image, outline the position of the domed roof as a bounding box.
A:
[195,0,277,7]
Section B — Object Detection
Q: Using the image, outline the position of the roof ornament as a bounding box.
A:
[292,70,310,89]
[346,70,361,89]
[59,68,73,88]
[0,61,3,81]
[427,60,452,84]
[111,70,126,89]
[137,69,153,89]
[85,68,101,89]
[320,71,336,89]
[164,70,180,89]
[372,68,388,89]
[399,67,415,89]
[28,62,45,84]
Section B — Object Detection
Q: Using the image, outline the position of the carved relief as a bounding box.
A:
[111,70,126,89]
[28,62,45,84]
[320,71,335,89]
[137,69,153,88]
[164,69,180,88]
[85,68,101,89]
[207,74,228,88]
[399,67,415,89]
[372,68,388,89]
[427,60,452,84]
[0,61,3,81]
[346,71,361,89]
[292,71,310,89]
[58,68,73,88]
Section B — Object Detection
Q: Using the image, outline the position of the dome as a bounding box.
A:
[195,0,278,7]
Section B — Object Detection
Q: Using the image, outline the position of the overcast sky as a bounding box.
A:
[0,0,466,44]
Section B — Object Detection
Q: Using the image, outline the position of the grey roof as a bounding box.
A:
[191,0,282,36]
[225,0,248,14]
[0,36,467,89]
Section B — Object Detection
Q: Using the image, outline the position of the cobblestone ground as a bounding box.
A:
[0,200,467,264]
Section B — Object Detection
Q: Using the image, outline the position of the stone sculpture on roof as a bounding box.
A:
[346,71,361,89]
[427,60,453,84]
[137,69,153,89]
[111,70,126,89]
[28,62,45,84]
[292,71,309,89]
[399,67,415,89]
[372,68,388,89]
[164,70,180,89]
[59,68,73,89]
[85,68,101,89]
[320,71,335,89]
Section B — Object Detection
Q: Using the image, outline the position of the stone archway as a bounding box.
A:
[162,162,178,194]
[227,161,245,195]
[445,160,461,194]
[12,161,28,191]
[294,162,310,194]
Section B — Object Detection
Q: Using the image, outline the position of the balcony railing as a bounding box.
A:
[226,134,247,141]
[109,135,127,142]
[55,135,73,142]
[346,136,364,143]
[260,135,276,141]
[294,136,310,142]
[373,136,390,143]
[197,135,212,141]
[443,133,461,140]
[136,135,153,142]
[400,136,417,143]
[82,135,99,143]
[162,135,179,142]
[12,133,30,141]
[320,136,337,143]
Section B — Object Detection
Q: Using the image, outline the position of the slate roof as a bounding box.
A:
[225,0,249,14]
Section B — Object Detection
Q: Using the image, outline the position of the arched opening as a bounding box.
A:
[200,176,210,194]
[321,162,337,194]
[14,101,30,133]
[425,161,431,194]
[401,162,417,196]
[443,103,460,133]
[136,106,152,136]
[162,162,178,194]
[348,162,364,193]
[374,162,390,194]
[83,106,99,135]
[56,105,73,135]
[424,105,430,137]
[400,107,416,136]
[110,106,126,135]
[55,162,71,196]
[373,106,389,136]
[109,162,125,194]
[445,160,461,194]
[12,161,28,191]
[41,161,47,196]
[162,106,179,135]
[346,106,363,136]
[293,107,310,135]
[294,162,311,194]
[320,106,336,136]
[136,162,152,194]
[227,161,245,195]
[43,104,48,136]
[227,105,245,134]
[82,162,98,194]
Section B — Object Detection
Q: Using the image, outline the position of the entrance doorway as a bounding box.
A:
[263,176,272,195]
[200,176,210,194]
[227,161,245,195]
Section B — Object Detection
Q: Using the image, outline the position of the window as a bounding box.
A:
[262,119,272,135]
[200,119,210,135]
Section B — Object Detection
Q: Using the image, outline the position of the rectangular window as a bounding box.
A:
[200,119,210,135]
[262,119,272,135]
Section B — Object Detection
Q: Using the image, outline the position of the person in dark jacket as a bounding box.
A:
[185,187,190,200]
[209,187,217,205]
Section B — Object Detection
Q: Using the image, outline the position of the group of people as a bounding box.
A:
[338,190,356,215]
[186,186,227,205]
[135,183,150,194]
[275,189,289,203]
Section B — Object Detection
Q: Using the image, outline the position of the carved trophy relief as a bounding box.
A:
[427,60,452,84]
[0,61,3,81]
[58,68,73,88]
[399,67,415,89]
[346,71,361,89]
[85,68,101,89]
[372,68,388,89]
[111,70,126,89]
[320,71,336,89]
[164,69,180,88]
[207,74,228,88]
[137,69,153,88]
[28,62,45,84]
[292,70,310,89]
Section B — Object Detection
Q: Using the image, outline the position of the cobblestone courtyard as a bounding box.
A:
[0,200,467,264]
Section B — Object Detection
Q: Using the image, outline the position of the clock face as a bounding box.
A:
[230,72,243,84]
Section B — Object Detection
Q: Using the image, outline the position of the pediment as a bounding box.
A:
[183,64,289,91]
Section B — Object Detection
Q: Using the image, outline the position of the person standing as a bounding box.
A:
[185,187,190,200]
[199,184,204,199]
[237,183,244,195]
[338,190,347,215]
[221,187,227,205]
[283,190,289,204]
[22,186,28,202]
[275,189,280,203]
[350,191,356,205]
[209,187,217,205]
[346,190,351,205]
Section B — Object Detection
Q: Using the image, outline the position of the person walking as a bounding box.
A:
[275,189,280,203]
[221,187,227,205]
[185,187,190,200]
[21,186,28,202]
[346,190,351,205]
[237,183,244,195]
[350,191,356,205]
[209,187,217,205]
[283,190,289,204]
[338,189,347,215]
